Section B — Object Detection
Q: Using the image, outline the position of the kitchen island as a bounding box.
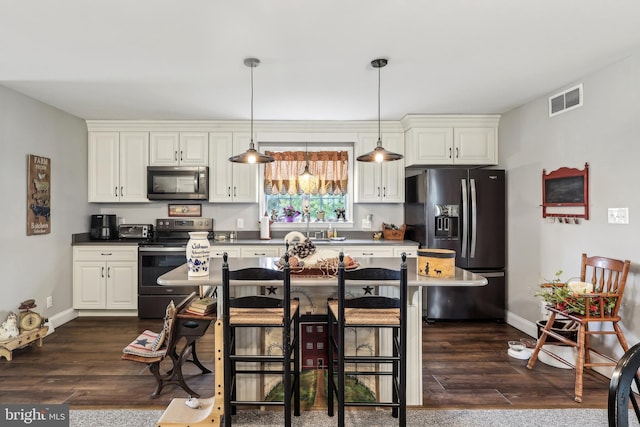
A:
[158,257,487,406]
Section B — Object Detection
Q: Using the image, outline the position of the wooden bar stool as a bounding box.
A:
[327,252,407,427]
[222,253,300,427]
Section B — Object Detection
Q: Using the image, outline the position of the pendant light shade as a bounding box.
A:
[229,58,275,164]
[356,58,403,163]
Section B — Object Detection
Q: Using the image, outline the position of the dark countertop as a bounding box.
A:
[71,232,418,247]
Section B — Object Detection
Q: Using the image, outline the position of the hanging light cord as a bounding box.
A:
[377,63,382,147]
[250,63,254,146]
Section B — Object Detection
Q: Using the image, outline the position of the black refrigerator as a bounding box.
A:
[405,169,506,321]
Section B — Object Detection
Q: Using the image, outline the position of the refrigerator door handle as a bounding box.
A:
[461,179,468,258]
[470,178,477,258]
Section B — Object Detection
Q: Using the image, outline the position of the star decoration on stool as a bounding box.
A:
[266,286,278,295]
[363,286,374,295]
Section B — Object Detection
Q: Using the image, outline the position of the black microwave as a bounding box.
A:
[147,166,208,200]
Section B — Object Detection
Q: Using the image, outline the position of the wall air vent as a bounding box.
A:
[549,83,583,117]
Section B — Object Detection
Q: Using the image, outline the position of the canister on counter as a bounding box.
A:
[418,249,455,278]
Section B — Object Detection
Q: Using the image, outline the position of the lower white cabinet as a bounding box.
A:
[73,246,138,310]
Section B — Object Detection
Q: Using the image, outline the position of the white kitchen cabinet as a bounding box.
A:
[209,132,258,203]
[210,246,241,258]
[88,132,149,202]
[73,246,138,310]
[345,246,395,258]
[240,246,280,258]
[355,133,405,203]
[404,126,497,166]
[149,132,209,166]
[393,246,418,258]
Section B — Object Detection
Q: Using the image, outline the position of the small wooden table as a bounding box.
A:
[0,326,49,361]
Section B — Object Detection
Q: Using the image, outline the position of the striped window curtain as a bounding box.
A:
[264,151,348,195]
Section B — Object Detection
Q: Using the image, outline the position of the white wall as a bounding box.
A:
[500,50,640,355]
[0,85,92,324]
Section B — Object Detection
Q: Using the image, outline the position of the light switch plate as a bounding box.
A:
[361,219,372,229]
[236,218,244,228]
[608,208,629,224]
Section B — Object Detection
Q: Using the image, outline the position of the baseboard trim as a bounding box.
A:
[45,308,78,336]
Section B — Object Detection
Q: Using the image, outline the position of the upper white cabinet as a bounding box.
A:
[403,115,500,166]
[355,133,405,203]
[149,132,209,166]
[88,132,149,203]
[209,132,258,203]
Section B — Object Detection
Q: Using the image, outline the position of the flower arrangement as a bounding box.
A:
[282,205,300,219]
[535,270,617,316]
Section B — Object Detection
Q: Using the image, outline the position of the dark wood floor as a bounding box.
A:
[0,317,609,410]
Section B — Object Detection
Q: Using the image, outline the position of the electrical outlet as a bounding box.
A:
[608,208,629,224]
[46,296,53,308]
[362,219,372,229]
[236,218,244,229]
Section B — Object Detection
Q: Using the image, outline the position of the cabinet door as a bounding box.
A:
[453,127,497,165]
[119,132,149,202]
[105,261,137,309]
[73,261,106,309]
[209,132,234,202]
[355,134,383,203]
[231,133,259,203]
[355,133,404,203]
[379,133,405,203]
[88,132,119,202]
[149,132,180,165]
[404,128,454,166]
[179,132,209,166]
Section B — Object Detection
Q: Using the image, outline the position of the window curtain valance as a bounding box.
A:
[264,151,348,195]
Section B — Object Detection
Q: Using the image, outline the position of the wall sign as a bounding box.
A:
[27,154,51,235]
[542,162,589,220]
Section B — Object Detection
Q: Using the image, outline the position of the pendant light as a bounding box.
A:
[229,58,275,164]
[356,58,403,163]
[300,142,313,180]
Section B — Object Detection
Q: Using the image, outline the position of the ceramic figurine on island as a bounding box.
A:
[187,231,210,276]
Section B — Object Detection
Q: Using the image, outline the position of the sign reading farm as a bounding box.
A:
[27,154,51,235]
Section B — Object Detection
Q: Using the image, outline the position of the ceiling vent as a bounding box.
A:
[549,83,583,117]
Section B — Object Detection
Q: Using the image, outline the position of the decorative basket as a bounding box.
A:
[382,224,406,240]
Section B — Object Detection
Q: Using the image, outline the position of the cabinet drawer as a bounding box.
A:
[210,247,240,258]
[393,247,419,258]
[240,247,280,258]
[346,246,395,258]
[73,246,138,261]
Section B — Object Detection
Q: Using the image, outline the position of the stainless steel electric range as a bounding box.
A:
[137,218,214,318]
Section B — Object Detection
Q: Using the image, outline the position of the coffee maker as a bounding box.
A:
[90,214,118,240]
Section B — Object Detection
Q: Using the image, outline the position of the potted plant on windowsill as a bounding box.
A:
[282,206,300,222]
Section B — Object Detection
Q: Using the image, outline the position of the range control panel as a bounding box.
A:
[155,218,214,232]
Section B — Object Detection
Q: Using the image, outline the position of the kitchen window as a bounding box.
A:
[261,144,352,225]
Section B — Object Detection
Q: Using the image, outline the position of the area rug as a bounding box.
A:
[70,408,639,427]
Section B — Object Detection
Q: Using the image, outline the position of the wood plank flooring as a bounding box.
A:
[0,317,609,409]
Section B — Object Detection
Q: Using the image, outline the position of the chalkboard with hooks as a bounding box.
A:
[542,162,589,220]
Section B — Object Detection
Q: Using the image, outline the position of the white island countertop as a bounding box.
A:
[157,257,488,287]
